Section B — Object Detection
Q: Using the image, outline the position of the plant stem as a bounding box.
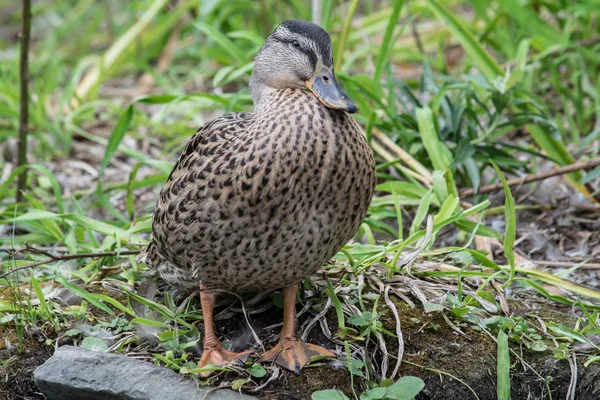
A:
[334,0,359,68]
[312,0,321,25]
[0,249,140,280]
[460,158,600,197]
[16,0,32,203]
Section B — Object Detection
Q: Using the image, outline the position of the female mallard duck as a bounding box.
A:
[142,19,376,374]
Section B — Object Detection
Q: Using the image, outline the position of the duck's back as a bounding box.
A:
[145,88,376,293]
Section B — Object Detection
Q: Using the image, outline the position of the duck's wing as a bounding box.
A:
[147,112,254,267]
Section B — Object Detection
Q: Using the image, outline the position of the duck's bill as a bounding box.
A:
[306,67,358,114]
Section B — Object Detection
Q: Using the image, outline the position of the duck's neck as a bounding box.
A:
[252,87,325,117]
[250,74,274,113]
[250,76,314,114]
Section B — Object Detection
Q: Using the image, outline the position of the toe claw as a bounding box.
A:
[197,347,255,377]
[259,337,334,373]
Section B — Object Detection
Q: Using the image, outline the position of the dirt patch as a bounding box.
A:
[1,293,600,400]
[207,293,600,400]
[384,300,600,400]
[259,366,357,400]
[0,339,53,400]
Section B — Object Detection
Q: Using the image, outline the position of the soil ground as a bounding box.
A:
[1,203,599,400]
[3,293,599,400]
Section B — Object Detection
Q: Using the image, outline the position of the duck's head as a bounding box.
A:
[250,19,357,114]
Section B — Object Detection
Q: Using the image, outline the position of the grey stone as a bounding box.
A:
[34,346,256,400]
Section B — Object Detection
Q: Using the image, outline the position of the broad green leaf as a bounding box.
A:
[247,363,267,378]
[434,195,459,224]
[423,302,444,313]
[385,376,425,400]
[81,337,109,352]
[360,387,387,400]
[326,277,347,335]
[348,314,369,327]
[312,390,350,400]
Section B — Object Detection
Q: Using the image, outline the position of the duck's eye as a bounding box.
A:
[292,40,301,48]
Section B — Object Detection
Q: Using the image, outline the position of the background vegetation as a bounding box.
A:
[1,0,599,399]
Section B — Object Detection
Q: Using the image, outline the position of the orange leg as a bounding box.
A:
[197,284,255,377]
[258,284,335,373]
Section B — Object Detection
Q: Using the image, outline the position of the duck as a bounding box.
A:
[141,19,376,375]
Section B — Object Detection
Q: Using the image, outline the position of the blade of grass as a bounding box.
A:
[31,276,58,328]
[325,276,348,339]
[334,0,360,68]
[416,106,453,171]
[392,190,403,241]
[526,125,592,199]
[547,322,600,350]
[91,293,136,318]
[511,269,600,300]
[74,0,171,103]
[491,161,516,286]
[195,21,248,65]
[497,329,510,400]
[423,0,503,79]
[56,277,114,315]
[373,0,405,82]
[410,190,434,235]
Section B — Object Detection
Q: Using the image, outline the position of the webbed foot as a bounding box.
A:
[258,336,334,374]
[197,347,256,377]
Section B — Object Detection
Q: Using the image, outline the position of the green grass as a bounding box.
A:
[1,0,600,398]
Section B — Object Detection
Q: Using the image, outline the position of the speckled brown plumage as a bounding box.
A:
[140,19,376,374]
[143,87,376,293]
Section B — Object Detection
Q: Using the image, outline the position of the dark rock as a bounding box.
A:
[34,346,256,400]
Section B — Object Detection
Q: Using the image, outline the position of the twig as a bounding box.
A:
[203,288,264,352]
[411,18,424,54]
[401,360,481,400]
[0,249,140,280]
[312,0,322,26]
[566,352,577,400]
[201,385,234,400]
[384,285,403,380]
[460,158,600,197]
[301,297,332,341]
[252,366,280,392]
[16,0,31,202]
